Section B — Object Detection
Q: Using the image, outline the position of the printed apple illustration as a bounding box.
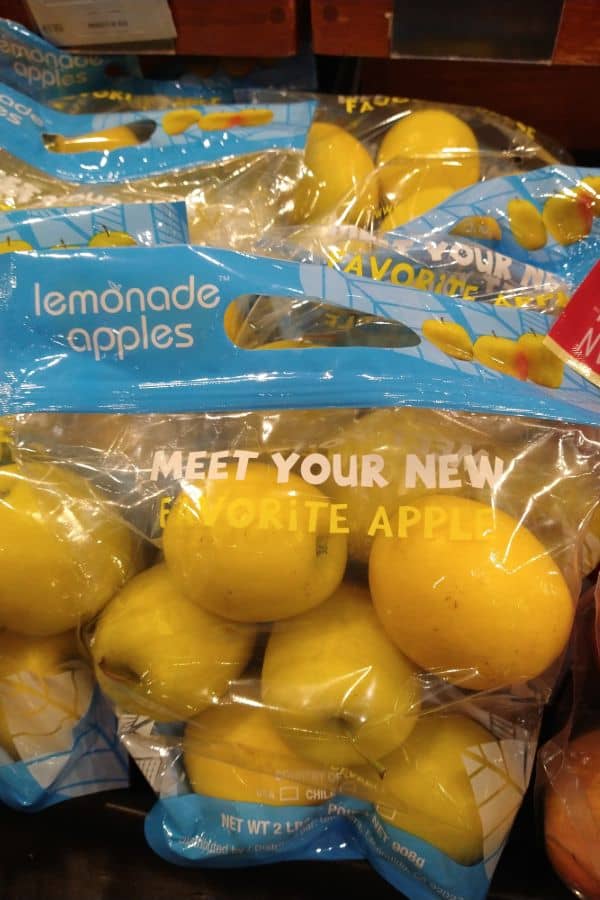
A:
[184,704,331,805]
[507,198,547,251]
[92,565,256,722]
[0,237,33,254]
[163,462,347,623]
[543,192,593,246]
[450,216,502,241]
[45,120,156,154]
[374,714,508,866]
[325,407,491,564]
[376,109,480,200]
[516,334,564,388]
[0,461,140,636]
[0,630,79,758]
[369,494,574,690]
[473,335,525,379]
[88,226,137,248]
[422,319,474,360]
[292,122,378,227]
[162,108,203,136]
[545,729,600,897]
[262,581,420,768]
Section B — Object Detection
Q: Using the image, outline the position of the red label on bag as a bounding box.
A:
[545,261,600,387]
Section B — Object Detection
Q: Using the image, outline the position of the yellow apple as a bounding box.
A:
[369,494,574,690]
[378,184,455,232]
[377,109,480,200]
[88,227,137,248]
[292,122,378,227]
[374,714,509,866]
[91,564,256,722]
[0,237,33,254]
[184,704,331,806]
[325,407,494,564]
[0,462,140,636]
[0,630,79,758]
[262,581,420,769]
[163,461,347,622]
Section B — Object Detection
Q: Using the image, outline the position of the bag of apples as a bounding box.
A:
[1,243,600,898]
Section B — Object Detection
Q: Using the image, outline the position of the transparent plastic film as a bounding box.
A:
[255,223,571,312]
[247,91,570,235]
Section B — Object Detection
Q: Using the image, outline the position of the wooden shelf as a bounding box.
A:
[312,0,600,64]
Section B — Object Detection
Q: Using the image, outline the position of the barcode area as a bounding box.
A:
[88,20,129,29]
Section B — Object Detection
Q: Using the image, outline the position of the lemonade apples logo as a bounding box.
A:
[369,494,574,690]
[92,565,256,722]
[163,462,347,623]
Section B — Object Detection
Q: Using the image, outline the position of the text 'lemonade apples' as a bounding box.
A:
[262,582,420,768]
[91,565,257,722]
[0,461,139,636]
[163,461,347,623]
[184,704,332,807]
[369,494,574,691]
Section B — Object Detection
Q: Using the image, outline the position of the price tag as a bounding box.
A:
[546,262,600,388]
[27,0,177,48]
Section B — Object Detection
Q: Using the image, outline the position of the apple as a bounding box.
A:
[0,461,140,636]
[51,239,83,251]
[543,193,593,246]
[369,494,574,691]
[0,237,33,254]
[0,630,79,758]
[325,407,494,564]
[91,564,257,722]
[292,122,378,227]
[184,703,332,806]
[88,226,137,248]
[473,335,526,379]
[163,461,347,622]
[374,714,509,866]
[377,109,479,201]
[545,729,600,897]
[262,581,420,769]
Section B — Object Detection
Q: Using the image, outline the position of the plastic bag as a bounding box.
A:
[1,244,599,897]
